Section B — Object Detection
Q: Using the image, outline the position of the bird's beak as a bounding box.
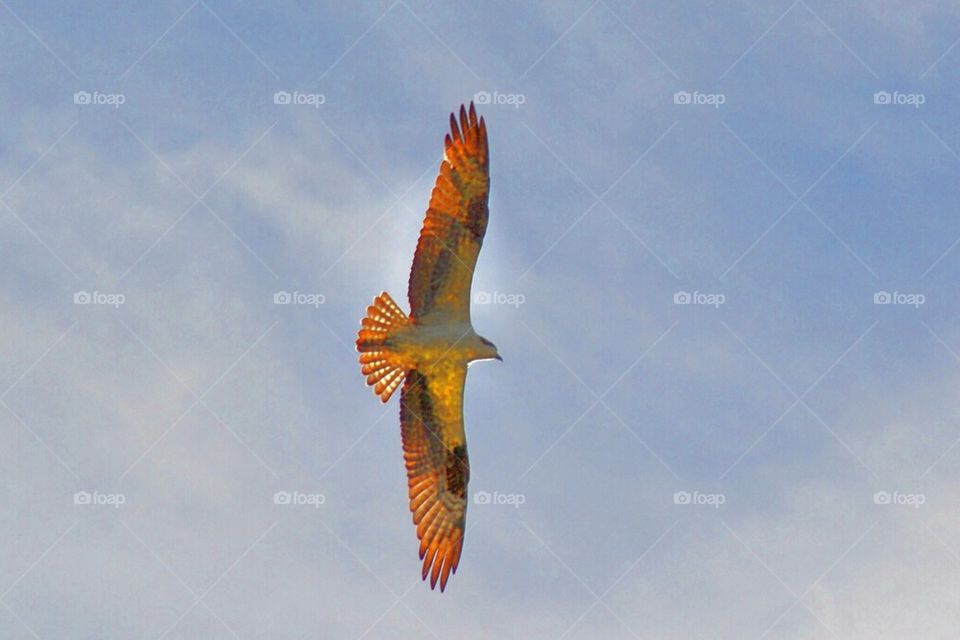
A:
[495,354,503,362]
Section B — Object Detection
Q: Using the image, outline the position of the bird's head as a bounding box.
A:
[474,335,502,362]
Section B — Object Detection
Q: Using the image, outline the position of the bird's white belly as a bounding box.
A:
[394,323,475,368]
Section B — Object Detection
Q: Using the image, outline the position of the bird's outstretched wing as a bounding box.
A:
[400,360,469,591]
[408,103,490,324]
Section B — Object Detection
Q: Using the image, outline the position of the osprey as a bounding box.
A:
[355,103,500,592]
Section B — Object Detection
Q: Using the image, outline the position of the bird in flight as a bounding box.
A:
[356,102,500,592]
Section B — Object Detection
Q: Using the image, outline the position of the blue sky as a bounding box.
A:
[3,1,960,638]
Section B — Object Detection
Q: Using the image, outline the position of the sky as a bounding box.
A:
[2,1,960,638]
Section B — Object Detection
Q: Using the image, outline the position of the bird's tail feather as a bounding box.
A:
[356,292,409,402]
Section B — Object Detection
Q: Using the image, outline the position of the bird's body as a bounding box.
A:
[355,102,498,592]
[384,322,496,368]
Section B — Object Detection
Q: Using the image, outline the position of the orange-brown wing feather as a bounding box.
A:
[400,362,469,591]
[408,103,490,324]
